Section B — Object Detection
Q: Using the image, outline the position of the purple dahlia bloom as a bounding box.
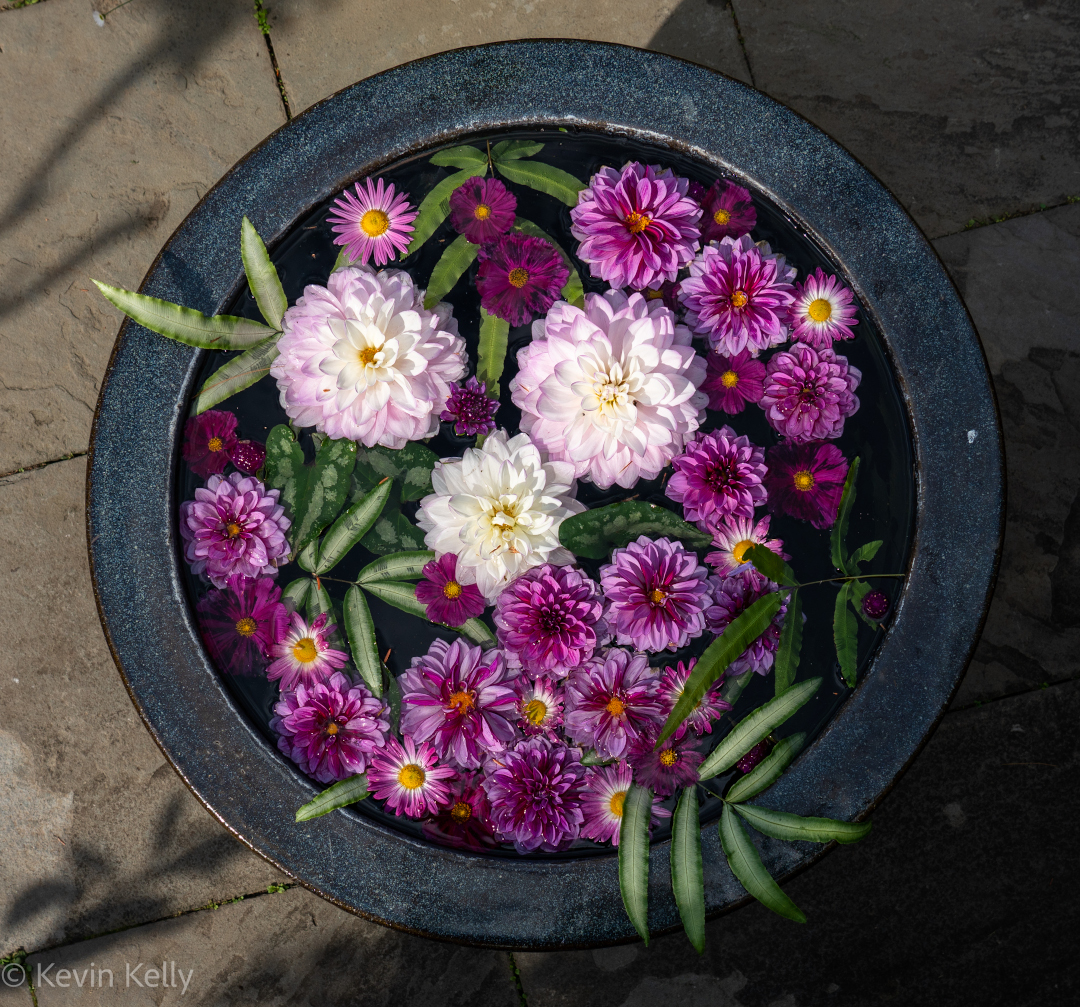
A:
[699,180,757,243]
[271,672,390,784]
[580,761,670,845]
[763,441,849,529]
[476,233,569,327]
[398,638,519,770]
[600,537,713,653]
[700,349,766,415]
[657,659,731,739]
[665,426,768,532]
[179,472,291,589]
[563,648,664,759]
[182,410,238,478]
[448,176,517,244]
[367,736,456,818]
[570,161,702,290]
[788,267,858,349]
[196,574,288,676]
[705,569,788,676]
[629,731,703,798]
[440,376,499,438]
[761,342,861,443]
[414,553,486,628]
[482,737,587,853]
[422,772,498,850]
[679,235,797,356]
[493,564,610,678]
[515,675,565,739]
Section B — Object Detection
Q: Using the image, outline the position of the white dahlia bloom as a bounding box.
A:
[510,290,708,490]
[416,430,584,602]
[269,265,467,448]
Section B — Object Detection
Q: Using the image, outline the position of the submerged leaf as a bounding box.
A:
[281,577,312,610]
[476,307,510,400]
[618,783,652,945]
[192,337,280,414]
[344,585,383,696]
[720,804,806,923]
[671,785,705,954]
[405,167,486,256]
[833,583,858,687]
[830,456,861,574]
[745,544,798,587]
[559,500,712,561]
[494,157,586,206]
[773,590,803,696]
[352,442,438,502]
[315,479,394,574]
[424,233,479,308]
[240,216,288,329]
[849,539,882,566]
[723,733,806,804]
[733,803,872,845]
[295,774,370,822]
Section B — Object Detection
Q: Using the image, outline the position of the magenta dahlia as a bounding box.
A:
[628,731,703,798]
[266,611,349,692]
[570,161,702,290]
[788,267,858,349]
[422,772,497,850]
[327,177,417,266]
[414,553,486,628]
[761,342,861,442]
[448,176,517,244]
[476,233,569,327]
[367,736,456,818]
[700,349,766,415]
[763,441,849,529]
[196,574,288,676]
[515,676,565,739]
[699,180,757,243]
[706,514,786,578]
[657,659,731,739]
[705,569,787,676]
[579,761,670,846]
[179,472,291,589]
[440,376,499,438]
[482,737,587,853]
[182,410,238,478]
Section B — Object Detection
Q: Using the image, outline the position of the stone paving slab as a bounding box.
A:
[515,679,1080,1007]
[0,458,284,955]
[0,0,285,475]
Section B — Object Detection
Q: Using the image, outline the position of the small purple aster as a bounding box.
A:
[570,161,702,290]
[482,737,587,853]
[448,176,517,244]
[179,472,291,589]
[195,574,288,676]
[600,537,714,653]
[367,736,456,819]
[761,342,861,443]
[327,177,417,266]
[271,672,390,784]
[580,761,670,845]
[700,349,766,415]
[414,553,486,627]
[666,427,768,532]
[493,564,610,679]
[398,638,518,770]
[705,569,788,676]
[657,659,732,739]
[440,376,499,438]
[266,611,349,692]
[563,648,665,759]
[788,267,858,349]
[515,675,565,739]
[862,590,890,621]
[629,731,703,798]
[229,439,266,475]
[706,515,787,579]
[476,233,569,327]
[182,410,238,478]
[699,180,757,243]
[763,441,850,530]
[422,772,498,850]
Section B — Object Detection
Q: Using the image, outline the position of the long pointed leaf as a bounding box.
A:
[698,677,821,780]
[315,479,394,574]
[460,618,496,646]
[491,139,544,161]
[192,337,279,414]
[344,585,384,695]
[733,803,872,845]
[359,579,494,644]
[746,545,798,587]
[281,577,312,610]
[560,500,712,560]
[356,550,435,584]
[618,783,652,945]
[849,539,882,566]
[513,217,584,307]
[671,785,705,954]
[295,774,369,821]
[833,583,858,687]
[423,233,479,308]
[307,579,335,623]
[476,307,510,399]
[720,804,806,923]
[405,168,486,256]
[724,733,806,804]
[774,591,803,696]
[429,145,488,170]
[830,456,861,573]
[296,539,319,573]
[93,280,277,349]
[494,158,585,206]
[721,670,752,708]
[241,216,287,329]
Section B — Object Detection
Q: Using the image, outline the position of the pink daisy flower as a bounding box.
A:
[367,736,456,819]
[657,658,731,738]
[182,410,238,478]
[448,176,517,244]
[705,569,788,676]
[266,611,349,692]
[761,342,861,442]
[476,233,569,327]
[195,574,289,676]
[788,267,858,349]
[628,731,703,798]
[515,675,566,739]
[699,180,757,243]
[763,441,850,529]
[414,553,486,628]
[705,515,787,578]
[422,772,498,850]
[700,349,766,414]
[327,177,417,266]
[579,761,670,846]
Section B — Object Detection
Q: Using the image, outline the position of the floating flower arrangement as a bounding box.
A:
[95,137,905,949]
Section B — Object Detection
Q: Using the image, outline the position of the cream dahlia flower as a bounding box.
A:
[270,265,466,448]
[416,430,584,602]
[510,290,708,490]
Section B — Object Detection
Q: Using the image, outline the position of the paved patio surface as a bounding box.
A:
[1,1,1077,1004]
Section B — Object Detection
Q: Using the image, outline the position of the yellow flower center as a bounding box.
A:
[447,690,475,714]
[644,288,665,300]
[451,800,472,822]
[732,539,755,564]
[649,588,667,605]
[234,617,257,638]
[807,297,833,323]
[225,522,243,539]
[713,208,732,225]
[473,203,492,220]
[508,267,530,288]
[605,696,626,717]
[525,699,548,726]
[325,722,339,736]
[609,791,626,818]
[624,211,651,234]
[443,580,463,600]
[730,289,749,309]
[659,749,678,767]
[793,470,815,492]
[207,436,224,452]
[398,764,426,789]
[292,637,318,663]
[720,369,739,388]
[360,209,390,237]
[357,345,378,366]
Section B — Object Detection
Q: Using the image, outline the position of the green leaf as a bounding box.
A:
[848,579,878,629]
[671,785,705,954]
[356,550,435,585]
[745,544,798,587]
[476,307,510,399]
[240,216,287,329]
[386,672,402,733]
[460,618,496,646]
[93,280,278,349]
[358,497,427,556]
[307,579,335,623]
[494,157,586,206]
[721,670,752,708]
[724,733,806,804]
[314,479,394,574]
[344,585,384,695]
[698,677,821,780]
[423,233,479,308]
[295,774,370,822]
[579,749,617,767]
[618,783,652,945]
[658,593,784,746]
[360,579,494,645]
[830,456,861,573]
[774,591,803,697]
[332,246,355,272]
[352,443,438,502]
[720,804,806,923]
[833,583,858,688]
[849,540,883,566]
[296,539,319,573]
[192,336,280,414]
[512,217,585,307]
[429,145,489,170]
[491,139,544,161]
[559,500,712,561]
[733,803,872,845]
[281,577,312,610]
[406,168,486,256]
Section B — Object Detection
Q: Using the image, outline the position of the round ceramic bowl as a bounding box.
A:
[87,40,1003,949]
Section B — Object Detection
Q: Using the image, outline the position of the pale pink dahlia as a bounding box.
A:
[327,177,417,266]
[570,161,702,290]
[760,342,861,443]
[788,267,858,349]
[657,658,731,738]
[510,290,707,490]
[270,265,466,448]
[179,472,291,589]
[705,514,786,578]
[580,762,670,846]
[705,569,788,676]
[679,235,797,356]
[367,736,456,819]
[266,611,349,692]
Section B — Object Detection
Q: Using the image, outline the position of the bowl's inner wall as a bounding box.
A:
[178,126,915,859]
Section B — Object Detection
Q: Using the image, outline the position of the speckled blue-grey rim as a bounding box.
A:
[87,40,1003,949]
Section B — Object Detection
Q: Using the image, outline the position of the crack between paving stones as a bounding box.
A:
[948,673,1080,714]
[253,0,292,121]
[0,0,50,12]
[935,195,1080,239]
[0,451,87,481]
[726,0,756,90]
[506,952,529,1007]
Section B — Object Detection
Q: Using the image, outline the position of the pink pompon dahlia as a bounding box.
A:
[414,553,486,628]
[270,264,466,448]
[271,672,390,784]
[679,235,797,356]
[563,648,664,759]
[658,658,731,739]
[761,342,861,442]
[196,574,289,676]
[699,180,757,243]
[482,737,587,853]
[327,177,417,266]
[700,349,766,415]
[179,472,291,589]
[511,289,708,490]
[422,772,498,850]
[476,233,569,327]
[448,176,517,244]
[788,267,858,349]
[493,564,610,679]
[398,638,518,770]
[182,410,238,478]
[440,376,499,438]
[763,441,850,529]
[628,731,703,798]
[367,736,456,819]
[705,569,787,676]
[266,611,349,692]
[600,537,713,653]
[570,161,702,290]
[515,676,566,739]
[665,427,768,532]
[580,761,670,846]
[705,515,786,578]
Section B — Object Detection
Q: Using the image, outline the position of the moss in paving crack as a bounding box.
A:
[252,0,293,120]
[506,952,529,1007]
[963,196,1080,231]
